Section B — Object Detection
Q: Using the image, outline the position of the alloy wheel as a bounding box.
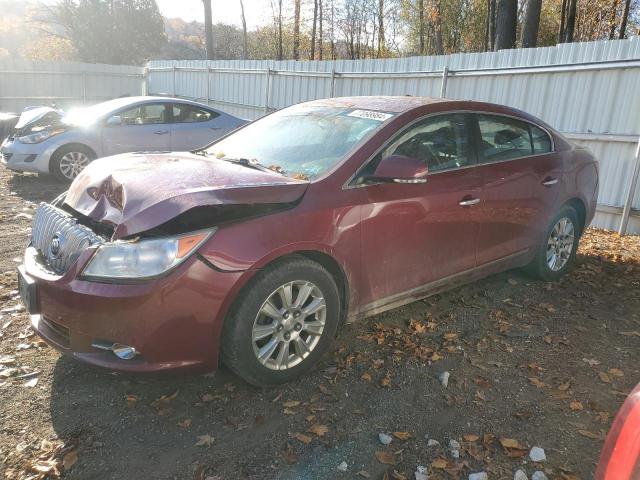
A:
[58,151,91,180]
[546,216,575,271]
[252,280,327,370]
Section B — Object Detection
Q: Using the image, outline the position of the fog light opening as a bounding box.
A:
[111,343,138,360]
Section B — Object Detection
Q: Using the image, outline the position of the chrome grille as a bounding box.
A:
[31,203,104,274]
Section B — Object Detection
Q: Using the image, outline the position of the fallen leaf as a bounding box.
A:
[500,438,524,449]
[318,384,331,395]
[178,418,192,428]
[558,382,571,391]
[528,377,547,388]
[375,450,396,465]
[195,434,215,447]
[431,458,448,469]
[380,373,391,388]
[463,434,480,442]
[570,401,584,411]
[392,431,411,440]
[125,394,138,408]
[361,372,372,383]
[282,400,301,408]
[357,470,371,478]
[62,449,78,470]
[598,372,611,383]
[583,358,601,367]
[578,430,601,440]
[608,368,624,377]
[293,433,312,444]
[307,424,328,437]
[619,331,640,337]
[443,332,458,341]
[23,377,38,387]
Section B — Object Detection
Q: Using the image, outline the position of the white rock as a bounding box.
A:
[378,433,393,445]
[427,439,440,447]
[529,447,546,462]
[531,472,548,480]
[449,439,461,450]
[337,461,348,472]
[469,473,488,480]
[415,465,428,480]
[514,470,528,480]
[438,371,450,388]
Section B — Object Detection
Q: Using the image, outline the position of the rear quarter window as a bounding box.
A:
[531,125,553,154]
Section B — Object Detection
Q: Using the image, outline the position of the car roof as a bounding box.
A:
[296,96,449,113]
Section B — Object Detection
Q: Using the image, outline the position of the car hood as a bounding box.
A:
[14,107,63,130]
[64,152,310,240]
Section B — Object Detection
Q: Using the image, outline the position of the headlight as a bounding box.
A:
[18,128,66,144]
[81,229,214,280]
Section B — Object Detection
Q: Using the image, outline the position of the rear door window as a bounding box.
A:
[476,114,533,163]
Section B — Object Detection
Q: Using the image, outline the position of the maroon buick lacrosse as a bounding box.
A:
[18,96,598,386]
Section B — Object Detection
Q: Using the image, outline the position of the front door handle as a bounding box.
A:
[542,177,558,187]
[154,130,169,135]
[458,198,480,206]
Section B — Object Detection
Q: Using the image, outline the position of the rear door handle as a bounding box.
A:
[458,198,480,206]
[542,177,558,186]
[154,130,169,135]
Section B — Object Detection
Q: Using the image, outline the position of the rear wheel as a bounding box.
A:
[50,145,95,182]
[221,257,340,387]
[526,205,580,281]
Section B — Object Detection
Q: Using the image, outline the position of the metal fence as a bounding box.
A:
[0,60,145,112]
[148,38,640,234]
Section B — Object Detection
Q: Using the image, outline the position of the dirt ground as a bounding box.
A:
[0,167,639,480]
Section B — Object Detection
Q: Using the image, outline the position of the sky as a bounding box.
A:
[155,0,272,27]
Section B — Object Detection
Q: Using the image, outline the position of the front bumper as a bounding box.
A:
[20,246,247,372]
[1,137,52,174]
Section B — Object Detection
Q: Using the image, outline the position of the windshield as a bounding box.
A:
[205,104,393,179]
[62,97,144,126]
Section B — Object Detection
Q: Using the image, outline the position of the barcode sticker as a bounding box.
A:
[347,109,394,122]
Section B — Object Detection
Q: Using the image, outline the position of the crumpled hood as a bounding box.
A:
[64,152,309,239]
[15,107,62,130]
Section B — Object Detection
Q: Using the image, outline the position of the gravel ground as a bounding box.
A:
[0,168,639,480]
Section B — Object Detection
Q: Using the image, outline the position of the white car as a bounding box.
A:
[0,96,246,181]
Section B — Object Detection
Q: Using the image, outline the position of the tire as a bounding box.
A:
[526,205,581,281]
[221,257,341,387]
[50,145,95,182]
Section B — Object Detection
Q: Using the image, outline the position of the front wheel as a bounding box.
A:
[526,205,581,281]
[221,257,341,387]
[50,145,95,182]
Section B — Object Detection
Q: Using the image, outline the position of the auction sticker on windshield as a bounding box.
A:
[347,110,394,122]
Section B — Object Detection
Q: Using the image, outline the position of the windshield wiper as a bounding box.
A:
[216,156,287,176]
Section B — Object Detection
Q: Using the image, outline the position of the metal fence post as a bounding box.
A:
[264,68,271,115]
[440,66,449,98]
[618,136,640,235]
[82,71,87,105]
[206,67,211,106]
[329,68,336,97]
[172,66,177,96]
[142,66,149,96]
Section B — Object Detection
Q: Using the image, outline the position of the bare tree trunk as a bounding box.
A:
[239,0,248,59]
[433,1,444,55]
[319,0,324,60]
[418,0,425,54]
[293,0,301,60]
[377,0,385,57]
[559,0,567,41]
[484,0,490,51]
[522,0,542,48]
[277,0,283,60]
[489,0,497,50]
[619,0,631,38]
[495,0,517,50]
[310,0,318,59]
[202,0,214,60]
[563,0,577,43]
[608,0,619,39]
[330,0,336,59]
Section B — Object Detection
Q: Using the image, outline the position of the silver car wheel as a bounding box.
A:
[252,280,327,371]
[546,216,575,271]
[58,151,91,180]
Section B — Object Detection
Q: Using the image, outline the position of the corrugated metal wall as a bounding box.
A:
[0,60,145,112]
[148,38,640,233]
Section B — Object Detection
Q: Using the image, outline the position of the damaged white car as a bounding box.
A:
[0,96,246,182]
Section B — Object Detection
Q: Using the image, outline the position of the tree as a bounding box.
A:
[522,0,542,47]
[418,0,425,53]
[311,0,319,59]
[378,0,385,56]
[563,0,578,42]
[319,0,324,59]
[46,0,167,65]
[239,0,248,59]
[494,0,517,49]
[619,0,632,38]
[293,0,301,59]
[202,0,214,60]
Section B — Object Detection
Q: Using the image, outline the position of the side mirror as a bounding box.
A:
[106,115,122,126]
[371,154,428,184]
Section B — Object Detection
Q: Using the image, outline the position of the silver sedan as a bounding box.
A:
[0,96,247,181]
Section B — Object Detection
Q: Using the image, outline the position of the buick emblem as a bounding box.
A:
[49,233,63,258]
